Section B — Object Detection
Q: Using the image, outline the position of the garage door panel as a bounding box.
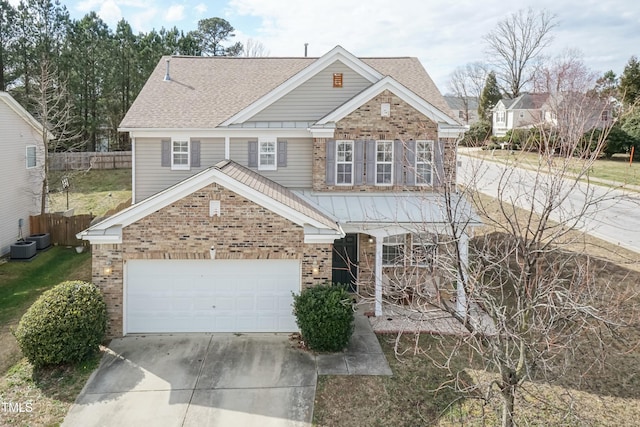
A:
[126,259,300,333]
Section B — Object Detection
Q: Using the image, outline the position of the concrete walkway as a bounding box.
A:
[315,307,392,376]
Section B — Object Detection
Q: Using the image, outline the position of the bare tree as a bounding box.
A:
[448,62,488,123]
[484,8,556,98]
[355,86,634,426]
[31,56,81,214]
[243,38,269,57]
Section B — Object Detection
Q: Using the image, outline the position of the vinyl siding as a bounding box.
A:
[229,137,312,188]
[134,137,225,202]
[249,60,372,122]
[0,100,44,256]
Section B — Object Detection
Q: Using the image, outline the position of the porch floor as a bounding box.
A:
[356,300,496,336]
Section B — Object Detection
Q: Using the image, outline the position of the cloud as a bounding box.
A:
[195,3,208,15]
[165,4,185,22]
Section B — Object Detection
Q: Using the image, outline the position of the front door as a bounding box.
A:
[332,233,358,292]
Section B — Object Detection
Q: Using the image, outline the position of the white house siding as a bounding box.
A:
[249,60,372,122]
[134,137,225,202]
[229,137,313,188]
[0,99,44,256]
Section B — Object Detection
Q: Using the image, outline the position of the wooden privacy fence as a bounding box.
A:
[29,214,94,247]
[49,151,132,171]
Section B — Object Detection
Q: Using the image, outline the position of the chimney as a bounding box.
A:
[164,58,171,81]
[304,43,308,57]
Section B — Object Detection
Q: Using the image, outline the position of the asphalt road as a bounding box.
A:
[457,152,640,254]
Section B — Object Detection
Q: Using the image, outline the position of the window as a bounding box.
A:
[382,234,405,266]
[171,140,189,170]
[26,146,36,169]
[333,73,343,88]
[458,110,464,119]
[376,140,393,185]
[601,110,609,121]
[258,137,276,170]
[336,140,353,184]
[496,111,506,123]
[411,233,437,269]
[415,140,433,185]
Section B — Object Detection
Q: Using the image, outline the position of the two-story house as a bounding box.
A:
[492,93,550,137]
[78,46,479,338]
[444,95,480,126]
[0,92,46,256]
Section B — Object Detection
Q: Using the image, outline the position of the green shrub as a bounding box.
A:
[14,280,107,367]
[292,284,354,352]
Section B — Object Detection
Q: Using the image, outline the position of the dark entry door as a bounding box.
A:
[332,234,358,292]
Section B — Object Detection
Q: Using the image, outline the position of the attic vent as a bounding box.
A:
[333,73,343,88]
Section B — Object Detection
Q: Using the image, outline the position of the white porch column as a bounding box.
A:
[375,237,383,317]
[456,230,469,318]
[224,136,230,159]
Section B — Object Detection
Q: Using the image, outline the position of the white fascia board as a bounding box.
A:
[304,233,344,244]
[307,126,336,138]
[77,225,123,244]
[438,124,467,139]
[220,45,383,126]
[316,77,458,126]
[121,128,313,139]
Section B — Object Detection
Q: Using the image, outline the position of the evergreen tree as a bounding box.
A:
[478,71,502,121]
[619,56,640,107]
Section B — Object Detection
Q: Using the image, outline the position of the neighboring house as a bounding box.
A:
[492,92,611,138]
[492,93,550,137]
[445,95,479,125]
[78,46,480,338]
[0,92,46,257]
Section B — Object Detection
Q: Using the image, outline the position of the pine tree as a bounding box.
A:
[478,71,502,121]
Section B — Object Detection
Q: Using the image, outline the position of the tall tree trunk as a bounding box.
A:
[501,369,517,427]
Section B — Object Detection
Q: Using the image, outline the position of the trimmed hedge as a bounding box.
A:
[14,280,107,367]
[293,284,354,352]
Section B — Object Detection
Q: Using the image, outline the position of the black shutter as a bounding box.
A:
[325,139,336,185]
[248,141,258,168]
[161,139,170,167]
[277,140,287,167]
[191,140,201,168]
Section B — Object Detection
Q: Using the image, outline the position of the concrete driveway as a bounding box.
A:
[62,334,317,427]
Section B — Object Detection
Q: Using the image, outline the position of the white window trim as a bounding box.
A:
[26,145,37,169]
[415,140,433,186]
[496,110,506,124]
[335,140,354,185]
[171,139,190,171]
[382,234,405,266]
[375,140,393,186]
[258,137,277,171]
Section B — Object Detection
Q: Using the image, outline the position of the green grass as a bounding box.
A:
[474,150,640,187]
[0,247,91,325]
[48,169,132,216]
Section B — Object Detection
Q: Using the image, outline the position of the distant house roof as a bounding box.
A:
[501,93,550,110]
[120,46,455,130]
[444,96,479,111]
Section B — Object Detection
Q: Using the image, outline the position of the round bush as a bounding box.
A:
[292,284,354,352]
[14,280,107,367]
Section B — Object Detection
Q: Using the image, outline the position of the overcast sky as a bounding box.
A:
[55,0,640,92]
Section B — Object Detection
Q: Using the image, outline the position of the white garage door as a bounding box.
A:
[126,259,300,333]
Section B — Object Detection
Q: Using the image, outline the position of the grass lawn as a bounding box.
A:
[471,150,640,187]
[48,169,132,217]
[0,169,130,425]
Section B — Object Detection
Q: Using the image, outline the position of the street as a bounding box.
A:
[457,152,640,254]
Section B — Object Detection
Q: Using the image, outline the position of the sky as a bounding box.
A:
[38,0,640,92]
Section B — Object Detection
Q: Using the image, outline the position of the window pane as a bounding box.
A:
[259,140,276,167]
[337,164,352,184]
[260,153,275,165]
[377,164,392,184]
[26,146,36,168]
[376,141,392,162]
[416,164,431,184]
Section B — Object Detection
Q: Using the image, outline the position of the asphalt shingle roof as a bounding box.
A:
[120,55,453,129]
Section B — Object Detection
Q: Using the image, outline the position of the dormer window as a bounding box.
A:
[258,137,277,170]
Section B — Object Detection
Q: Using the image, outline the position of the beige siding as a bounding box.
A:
[229,137,312,188]
[0,100,44,256]
[134,137,225,202]
[249,60,372,122]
